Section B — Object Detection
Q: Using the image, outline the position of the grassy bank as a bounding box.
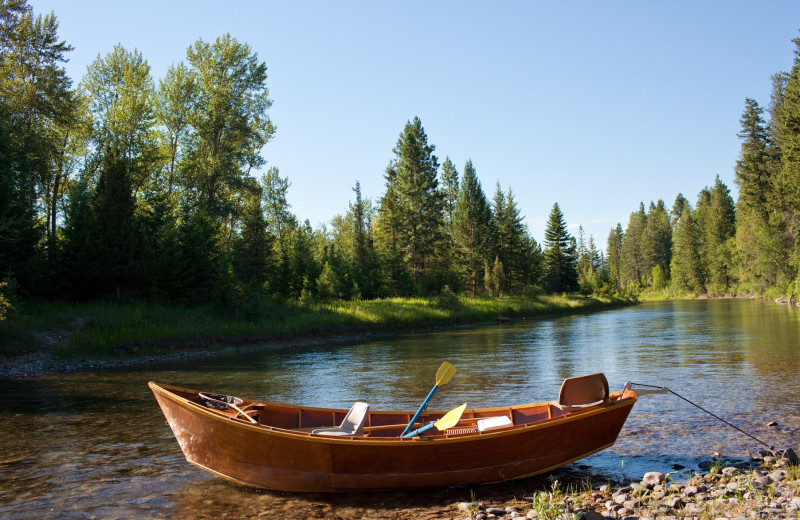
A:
[0,293,632,361]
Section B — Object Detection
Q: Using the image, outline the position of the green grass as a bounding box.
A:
[0,293,632,360]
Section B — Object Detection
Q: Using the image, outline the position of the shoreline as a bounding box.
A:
[454,449,799,520]
[0,295,630,379]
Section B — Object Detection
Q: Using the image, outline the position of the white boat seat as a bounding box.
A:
[476,416,513,432]
[312,402,370,437]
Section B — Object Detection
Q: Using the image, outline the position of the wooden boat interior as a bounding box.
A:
[164,373,627,440]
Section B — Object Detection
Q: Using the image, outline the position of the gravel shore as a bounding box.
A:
[457,449,799,520]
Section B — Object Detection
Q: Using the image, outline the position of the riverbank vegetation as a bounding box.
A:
[2,2,800,358]
[0,293,625,359]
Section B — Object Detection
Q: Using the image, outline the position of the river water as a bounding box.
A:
[1,299,798,519]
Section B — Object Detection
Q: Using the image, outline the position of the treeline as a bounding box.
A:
[0,0,550,318]
[586,33,800,300]
[3,0,800,323]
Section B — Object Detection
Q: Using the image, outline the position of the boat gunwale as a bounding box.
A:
[149,381,638,446]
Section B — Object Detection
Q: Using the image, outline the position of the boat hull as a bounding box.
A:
[150,382,635,492]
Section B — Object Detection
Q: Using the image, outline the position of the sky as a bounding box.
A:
[31,0,800,246]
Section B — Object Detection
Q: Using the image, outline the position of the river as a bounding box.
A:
[1,299,798,519]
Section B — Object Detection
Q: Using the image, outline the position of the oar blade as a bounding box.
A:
[434,403,467,431]
[435,361,457,386]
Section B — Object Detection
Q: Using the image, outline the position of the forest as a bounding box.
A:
[2,0,800,327]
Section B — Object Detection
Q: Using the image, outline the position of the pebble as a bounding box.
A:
[458,450,799,520]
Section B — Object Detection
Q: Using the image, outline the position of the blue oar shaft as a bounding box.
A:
[400,384,438,437]
[402,422,435,438]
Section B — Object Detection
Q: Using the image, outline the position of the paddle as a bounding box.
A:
[401,403,467,438]
[400,361,457,437]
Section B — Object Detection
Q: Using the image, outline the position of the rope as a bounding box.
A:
[630,382,775,451]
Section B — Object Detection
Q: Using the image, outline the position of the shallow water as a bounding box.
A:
[1,299,798,519]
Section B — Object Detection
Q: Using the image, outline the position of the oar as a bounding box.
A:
[400,361,457,437]
[402,403,467,438]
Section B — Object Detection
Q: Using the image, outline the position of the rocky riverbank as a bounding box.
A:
[457,449,799,520]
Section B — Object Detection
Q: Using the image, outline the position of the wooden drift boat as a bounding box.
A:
[149,372,639,492]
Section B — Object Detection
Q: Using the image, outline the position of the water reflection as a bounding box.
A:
[1,299,798,519]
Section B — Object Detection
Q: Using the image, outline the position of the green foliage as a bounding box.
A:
[543,203,577,293]
[0,281,13,322]
[375,117,445,293]
[452,160,491,294]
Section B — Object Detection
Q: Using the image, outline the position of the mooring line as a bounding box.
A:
[630,382,775,451]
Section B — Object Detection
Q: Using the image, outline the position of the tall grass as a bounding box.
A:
[1,294,631,359]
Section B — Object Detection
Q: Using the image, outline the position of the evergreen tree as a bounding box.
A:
[641,200,672,284]
[440,157,459,226]
[543,203,577,292]
[605,224,624,292]
[620,203,647,286]
[232,186,273,291]
[89,148,142,299]
[451,160,491,294]
[697,176,736,293]
[375,117,444,293]
[670,197,704,294]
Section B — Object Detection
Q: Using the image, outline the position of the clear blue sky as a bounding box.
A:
[33,0,800,246]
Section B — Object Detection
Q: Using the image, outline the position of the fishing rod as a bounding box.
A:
[626,382,776,451]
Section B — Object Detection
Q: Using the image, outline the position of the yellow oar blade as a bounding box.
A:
[434,403,467,431]
[435,361,457,386]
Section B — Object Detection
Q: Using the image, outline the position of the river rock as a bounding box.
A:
[578,511,604,520]
[768,469,787,483]
[623,498,640,510]
[721,466,739,476]
[683,485,699,497]
[642,471,664,487]
[458,502,476,512]
[485,507,506,516]
[779,447,799,463]
[667,496,684,509]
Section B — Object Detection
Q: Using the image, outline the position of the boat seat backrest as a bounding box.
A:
[311,401,370,436]
[341,401,370,435]
[557,373,609,407]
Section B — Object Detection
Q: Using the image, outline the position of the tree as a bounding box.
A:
[576,225,596,295]
[641,200,672,284]
[156,62,195,197]
[620,203,647,286]
[605,224,624,292]
[696,176,736,293]
[440,156,459,226]
[81,44,159,192]
[543,203,577,292]
[0,0,75,290]
[232,185,273,291]
[375,117,444,292]
[181,34,275,221]
[89,148,141,299]
[670,197,704,294]
[451,160,491,294]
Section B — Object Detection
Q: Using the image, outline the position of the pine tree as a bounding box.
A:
[89,148,142,299]
[605,224,624,292]
[375,117,444,292]
[620,203,647,286]
[697,176,736,294]
[451,160,491,294]
[670,197,704,294]
[440,157,459,226]
[642,200,672,285]
[543,203,577,292]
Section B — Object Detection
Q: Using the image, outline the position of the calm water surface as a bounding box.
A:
[1,299,799,519]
